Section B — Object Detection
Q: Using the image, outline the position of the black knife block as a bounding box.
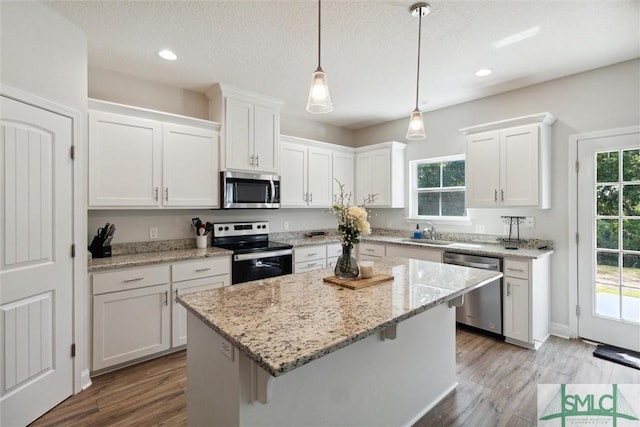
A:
[89,236,112,258]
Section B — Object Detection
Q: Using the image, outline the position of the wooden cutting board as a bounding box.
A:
[323,274,394,290]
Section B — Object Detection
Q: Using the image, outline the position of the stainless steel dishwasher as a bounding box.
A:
[443,252,503,337]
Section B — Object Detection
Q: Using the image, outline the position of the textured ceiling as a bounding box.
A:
[45,0,640,130]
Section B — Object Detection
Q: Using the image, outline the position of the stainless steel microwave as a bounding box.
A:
[220,171,281,209]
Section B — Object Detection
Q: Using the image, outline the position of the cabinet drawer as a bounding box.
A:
[172,257,230,282]
[327,256,339,268]
[294,245,326,262]
[504,259,529,279]
[326,243,343,258]
[93,265,170,295]
[295,259,327,273]
[359,242,385,258]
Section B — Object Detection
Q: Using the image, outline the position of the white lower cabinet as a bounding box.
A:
[326,243,343,268]
[294,245,327,273]
[385,244,442,263]
[503,257,550,349]
[92,264,171,371]
[357,242,385,261]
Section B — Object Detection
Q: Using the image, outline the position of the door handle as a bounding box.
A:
[507,282,511,296]
[256,155,259,167]
[155,187,159,201]
[494,189,497,202]
[165,187,169,201]
[501,189,504,202]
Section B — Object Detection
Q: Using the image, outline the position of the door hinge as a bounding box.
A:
[71,343,76,358]
[71,243,76,258]
[575,160,579,173]
[575,233,579,245]
[576,305,580,317]
[70,145,75,160]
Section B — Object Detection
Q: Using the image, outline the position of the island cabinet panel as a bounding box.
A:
[385,243,443,263]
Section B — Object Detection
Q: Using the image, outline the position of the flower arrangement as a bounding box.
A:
[331,180,376,247]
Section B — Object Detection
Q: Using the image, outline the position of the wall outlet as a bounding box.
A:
[525,216,535,228]
[149,227,158,240]
[220,337,234,361]
[283,221,289,231]
[475,224,485,234]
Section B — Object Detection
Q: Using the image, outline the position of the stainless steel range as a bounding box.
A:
[212,221,293,284]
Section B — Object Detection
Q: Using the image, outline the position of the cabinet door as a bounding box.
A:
[225,98,254,171]
[333,151,355,201]
[163,124,219,207]
[172,275,229,348]
[504,276,530,343]
[371,149,391,206]
[253,104,279,173]
[465,131,500,208]
[280,141,308,207]
[500,125,539,206]
[295,259,327,273]
[89,111,161,207]
[355,152,372,205]
[308,147,333,207]
[93,284,170,371]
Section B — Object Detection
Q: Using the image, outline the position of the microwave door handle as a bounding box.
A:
[270,180,276,203]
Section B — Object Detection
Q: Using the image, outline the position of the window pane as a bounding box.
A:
[623,184,640,216]
[442,160,465,187]
[621,287,640,323]
[622,219,640,251]
[597,185,619,216]
[623,149,640,182]
[418,192,439,216]
[597,151,619,183]
[442,191,465,216]
[595,283,620,319]
[417,163,440,188]
[596,252,619,285]
[623,254,640,289]
[596,219,618,249]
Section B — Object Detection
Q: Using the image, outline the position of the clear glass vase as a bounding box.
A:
[334,244,359,279]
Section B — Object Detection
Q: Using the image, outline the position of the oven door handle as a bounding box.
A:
[270,180,276,204]
[234,249,292,262]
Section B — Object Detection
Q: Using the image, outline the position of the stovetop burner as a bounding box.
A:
[214,240,292,254]
[211,221,292,254]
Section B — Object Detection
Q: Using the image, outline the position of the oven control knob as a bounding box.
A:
[224,226,229,231]
[217,226,223,231]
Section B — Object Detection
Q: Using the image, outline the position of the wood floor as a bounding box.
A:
[32,329,640,427]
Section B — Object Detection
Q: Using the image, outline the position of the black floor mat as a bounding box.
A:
[593,344,640,370]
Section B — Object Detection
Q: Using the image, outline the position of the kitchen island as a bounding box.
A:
[178,257,502,426]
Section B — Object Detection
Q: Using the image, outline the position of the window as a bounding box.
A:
[410,155,466,218]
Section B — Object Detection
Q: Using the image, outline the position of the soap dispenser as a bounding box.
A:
[413,224,422,239]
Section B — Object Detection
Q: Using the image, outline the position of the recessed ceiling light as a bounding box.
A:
[157,49,177,61]
[475,68,493,77]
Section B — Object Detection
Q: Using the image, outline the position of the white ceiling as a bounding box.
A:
[45,0,640,130]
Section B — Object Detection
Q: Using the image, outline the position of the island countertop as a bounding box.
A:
[178,257,502,377]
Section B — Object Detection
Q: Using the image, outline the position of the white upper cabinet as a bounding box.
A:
[280,136,334,208]
[461,113,555,209]
[355,141,406,208]
[332,150,355,199]
[88,100,220,209]
[207,84,282,174]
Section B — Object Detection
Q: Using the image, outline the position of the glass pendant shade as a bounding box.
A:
[306,67,333,113]
[406,108,426,140]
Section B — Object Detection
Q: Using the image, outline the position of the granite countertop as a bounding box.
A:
[88,247,232,272]
[362,235,554,259]
[178,257,502,377]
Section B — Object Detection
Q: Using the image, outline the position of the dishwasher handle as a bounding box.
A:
[448,260,500,270]
[443,252,501,271]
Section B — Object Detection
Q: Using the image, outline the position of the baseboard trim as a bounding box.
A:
[80,369,92,391]
[549,322,573,339]
[403,381,458,427]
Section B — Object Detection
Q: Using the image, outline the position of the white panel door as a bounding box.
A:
[253,104,279,173]
[88,111,161,206]
[465,131,500,207]
[308,147,332,207]
[225,98,253,171]
[280,142,308,207]
[163,124,219,207]
[371,149,391,206]
[577,130,640,351]
[504,277,530,343]
[332,151,354,201]
[501,125,539,206]
[0,96,74,426]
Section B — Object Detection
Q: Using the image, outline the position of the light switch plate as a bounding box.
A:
[220,337,234,360]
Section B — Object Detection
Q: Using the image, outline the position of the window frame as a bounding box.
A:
[408,154,469,221]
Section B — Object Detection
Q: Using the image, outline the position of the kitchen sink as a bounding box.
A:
[402,239,455,247]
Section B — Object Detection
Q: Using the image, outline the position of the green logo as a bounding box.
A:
[539,384,639,426]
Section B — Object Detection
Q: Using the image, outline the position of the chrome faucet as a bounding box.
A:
[422,222,436,240]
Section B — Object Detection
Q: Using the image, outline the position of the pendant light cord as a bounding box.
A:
[318,0,322,69]
[414,9,422,109]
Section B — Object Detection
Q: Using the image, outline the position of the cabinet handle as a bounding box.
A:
[306,263,318,268]
[309,193,313,203]
[249,155,254,166]
[494,189,497,202]
[164,290,168,306]
[155,187,159,201]
[256,155,259,167]
[501,189,504,202]
[123,277,144,283]
[506,267,524,273]
[165,187,169,201]
[507,282,511,296]
[306,253,318,257]
[365,248,375,252]
[304,192,308,202]
[195,267,211,272]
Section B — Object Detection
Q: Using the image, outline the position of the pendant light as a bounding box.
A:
[306,0,333,113]
[406,3,430,140]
